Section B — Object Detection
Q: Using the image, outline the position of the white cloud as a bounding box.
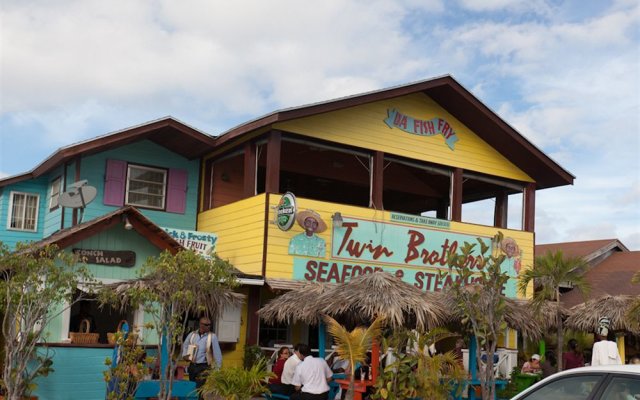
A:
[0,0,638,249]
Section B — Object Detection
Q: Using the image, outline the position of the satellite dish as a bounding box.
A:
[59,180,97,223]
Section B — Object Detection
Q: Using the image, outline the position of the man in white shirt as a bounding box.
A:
[181,317,223,399]
[291,343,333,400]
[280,343,303,395]
[591,324,622,366]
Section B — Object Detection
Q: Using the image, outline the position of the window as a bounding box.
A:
[8,192,39,231]
[601,376,640,400]
[49,177,62,210]
[521,374,603,400]
[125,164,167,209]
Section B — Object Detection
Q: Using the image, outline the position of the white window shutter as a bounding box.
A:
[216,303,242,343]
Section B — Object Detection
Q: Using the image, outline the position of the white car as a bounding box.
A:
[511,365,640,400]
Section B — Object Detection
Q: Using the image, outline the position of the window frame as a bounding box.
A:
[7,191,40,232]
[48,176,62,211]
[124,164,168,210]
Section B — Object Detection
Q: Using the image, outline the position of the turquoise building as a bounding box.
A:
[0,118,223,400]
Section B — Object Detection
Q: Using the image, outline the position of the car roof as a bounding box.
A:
[551,365,640,376]
[513,365,640,399]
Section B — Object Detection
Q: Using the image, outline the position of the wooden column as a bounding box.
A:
[243,142,257,197]
[202,159,214,211]
[494,191,508,228]
[245,286,261,346]
[523,183,536,232]
[371,151,384,209]
[265,131,281,194]
[451,168,463,222]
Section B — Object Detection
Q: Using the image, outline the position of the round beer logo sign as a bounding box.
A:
[276,192,297,231]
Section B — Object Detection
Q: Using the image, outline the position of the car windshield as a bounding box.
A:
[521,374,603,400]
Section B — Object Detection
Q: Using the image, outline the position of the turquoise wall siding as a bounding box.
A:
[0,176,48,249]
[76,140,199,230]
[33,347,160,400]
[33,346,112,400]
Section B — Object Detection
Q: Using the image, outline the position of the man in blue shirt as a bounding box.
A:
[182,317,223,397]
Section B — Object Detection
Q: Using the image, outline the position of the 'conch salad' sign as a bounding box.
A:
[384,108,459,150]
[292,216,522,297]
[162,227,217,258]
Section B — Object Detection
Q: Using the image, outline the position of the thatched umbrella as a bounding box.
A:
[316,271,448,331]
[104,275,245,319]
[258,281,334,325]
[565,294,640,334]
[526,299,571,333]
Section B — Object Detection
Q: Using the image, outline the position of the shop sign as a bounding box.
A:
[291,215,523,297]
[390,212,450,229]
[275,192,297,231]
[162,227,217,257]
[73,249,136,267]
[384,108,459,150]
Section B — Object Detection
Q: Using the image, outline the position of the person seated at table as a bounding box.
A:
[280,343,304,395]
[521,354,542,374]
[291,343,333,400]
[269,346,292,394]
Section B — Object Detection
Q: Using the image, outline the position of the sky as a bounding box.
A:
[1,0,639,249]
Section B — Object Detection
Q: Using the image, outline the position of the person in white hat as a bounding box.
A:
[288,210,327,257]
[591,320,622,366]
[521,354,542,374]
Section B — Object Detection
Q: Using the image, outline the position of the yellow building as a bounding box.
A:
[197,76,574,365]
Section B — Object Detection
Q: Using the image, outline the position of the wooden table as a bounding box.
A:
[334,378,375,400]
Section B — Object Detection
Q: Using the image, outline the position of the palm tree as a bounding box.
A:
[324,314,384,400]
[518,250,590,371]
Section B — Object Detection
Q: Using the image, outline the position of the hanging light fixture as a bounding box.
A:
[332,212,343,228]
[123,215,133,230]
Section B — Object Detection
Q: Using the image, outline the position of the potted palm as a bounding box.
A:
[198,357,274,400]
[324,315,384,400]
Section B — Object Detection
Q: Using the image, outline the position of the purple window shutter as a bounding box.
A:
[104,159,126,206]
[166,169,188,214]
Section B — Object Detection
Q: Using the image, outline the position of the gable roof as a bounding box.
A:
[0,117,216,188]
[536,239,629,262]
[214,75,574,189]
[27,206,183,254]
[561,251,640,308]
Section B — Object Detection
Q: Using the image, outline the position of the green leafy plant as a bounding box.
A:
[104,331,150,400]
[198,357,273,400]
[518,250,590,371]
[99,250,239,400]
[372,328,465,400]
[243,345,265,370]
[0,242,95,400]
[442,232,510,400]
[324,315,384,400]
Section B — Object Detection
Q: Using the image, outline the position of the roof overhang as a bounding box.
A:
[0,117,216,188]
[214,75,574,190]
[25,206,184,254]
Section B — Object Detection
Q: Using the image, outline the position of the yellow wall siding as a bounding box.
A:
[266,196,533,299]
[274,93,533,182]
[222,287,250,368]
[198,194,267,275]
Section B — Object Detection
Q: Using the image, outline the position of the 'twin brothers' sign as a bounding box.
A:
[384,108,459,150]
[292,216,520,297]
